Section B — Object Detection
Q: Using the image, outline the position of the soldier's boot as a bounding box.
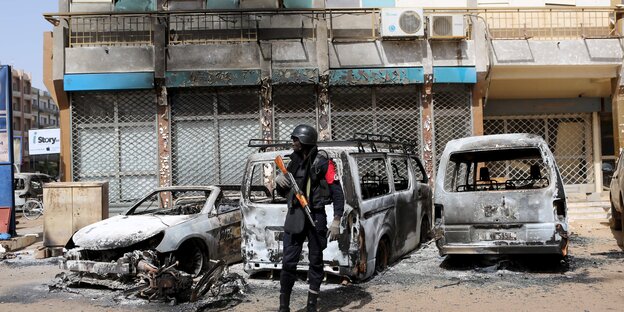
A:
[278,292,291,312]
[306,290,319,312]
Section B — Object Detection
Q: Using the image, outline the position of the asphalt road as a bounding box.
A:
[1,216,623,312]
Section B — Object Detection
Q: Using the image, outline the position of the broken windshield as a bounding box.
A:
[128,190,210,215]
[444,147,550,192]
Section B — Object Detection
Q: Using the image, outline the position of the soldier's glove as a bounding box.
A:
[328,219,341,241]
[275,173,291,189]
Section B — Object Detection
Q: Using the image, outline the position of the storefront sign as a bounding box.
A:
[29,128,61,155]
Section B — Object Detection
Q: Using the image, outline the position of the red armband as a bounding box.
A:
[326,160,336,184]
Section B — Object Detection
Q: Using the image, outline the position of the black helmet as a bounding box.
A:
[291,124,318,145]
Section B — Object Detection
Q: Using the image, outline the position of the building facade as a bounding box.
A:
[45,0,624,209]
[33,88,60,129]
[0,65,61,173]
[8,68,33,172]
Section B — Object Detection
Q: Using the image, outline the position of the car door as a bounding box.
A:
[410,156,431,238]
[613,151,624,212]
[216,197,242,264]
[388,155,417,255]
[353,154,395,255]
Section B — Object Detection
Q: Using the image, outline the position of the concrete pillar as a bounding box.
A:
[612,74,624,155]
[318,74,330,141]
[472,87,484,136]
[156,84,171,187]
[260,77,273,142]
[43,30,71,182]
[472,78,487,136]
[260,77,274,190]
[317,14,330,141]
[592,112,603,193]
[422,32,435,184]
[421,74,434,184]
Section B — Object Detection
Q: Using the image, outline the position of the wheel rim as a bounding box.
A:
[189,246,204,276]
[177,242,205,277]
[23,201,42,220]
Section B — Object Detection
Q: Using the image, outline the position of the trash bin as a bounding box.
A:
[43,182,109,247]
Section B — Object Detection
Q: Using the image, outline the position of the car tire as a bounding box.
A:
[420,215,431,245]
[375,238,389,273]
[612,200,623,231]
[175,240,208,277]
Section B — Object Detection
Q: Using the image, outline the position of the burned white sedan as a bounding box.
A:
[434,134,569,256]
[63,186,242,277]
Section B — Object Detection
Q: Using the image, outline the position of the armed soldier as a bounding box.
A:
[275,124,345,312]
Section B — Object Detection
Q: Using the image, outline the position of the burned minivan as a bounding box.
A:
[241,137,432,281]
[63,186,242,277]
[434,134,568,256]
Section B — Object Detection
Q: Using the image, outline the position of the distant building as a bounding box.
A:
[9,68,33,172]
[32,88,59,129]
[1,65,59,173]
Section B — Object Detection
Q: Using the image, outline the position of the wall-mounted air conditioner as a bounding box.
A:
[380,8,425,38]
[428,14,467,39]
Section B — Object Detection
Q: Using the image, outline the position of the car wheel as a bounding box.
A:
[612,199,623,231]
[175,240,208,277]
[420,215,431,245]
[375,238,389,273]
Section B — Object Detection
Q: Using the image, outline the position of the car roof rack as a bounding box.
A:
[248,133,418,155]
[248,139,292,152]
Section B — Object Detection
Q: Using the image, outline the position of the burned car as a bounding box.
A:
[63,186,242,277]
[608,149,624,230]
[241,136,432,281]
[434,134,568,256]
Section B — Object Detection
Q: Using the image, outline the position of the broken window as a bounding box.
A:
[129,190,210,215]
[14,178,25,190]
[357,157,390,200]
[248,162,287,204]
[410,156,427,183]
[445,148,550,192]
[390,157,410,191]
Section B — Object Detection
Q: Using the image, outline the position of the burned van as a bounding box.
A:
[434,134,568,256]
[241,138,432,281]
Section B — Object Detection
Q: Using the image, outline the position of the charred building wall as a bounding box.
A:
[46,2,623,210]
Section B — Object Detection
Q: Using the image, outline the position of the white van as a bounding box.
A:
[241,137,433,281]
[434,134,569,256]
[14,173,55,208]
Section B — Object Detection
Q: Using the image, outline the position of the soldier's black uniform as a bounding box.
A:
[276,125,345,312]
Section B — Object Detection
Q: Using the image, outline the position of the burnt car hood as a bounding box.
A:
[72,214,194,250]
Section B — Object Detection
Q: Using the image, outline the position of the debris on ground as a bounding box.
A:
[49,258,248,306]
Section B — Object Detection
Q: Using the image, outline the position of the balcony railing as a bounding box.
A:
[435,7,618,40]
[44,7,622,48]
[68,14,153,47]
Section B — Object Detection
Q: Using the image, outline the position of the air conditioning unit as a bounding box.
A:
[380,8,425,38]
[428,14,467,39]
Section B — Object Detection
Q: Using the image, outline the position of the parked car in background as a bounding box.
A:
[63,186,242,277]
[13,172,55,208]
[241,136,433,281]
[609,150,624,230]
[434,134,569,256]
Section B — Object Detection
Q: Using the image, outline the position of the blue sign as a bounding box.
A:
[0,65,15,236]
